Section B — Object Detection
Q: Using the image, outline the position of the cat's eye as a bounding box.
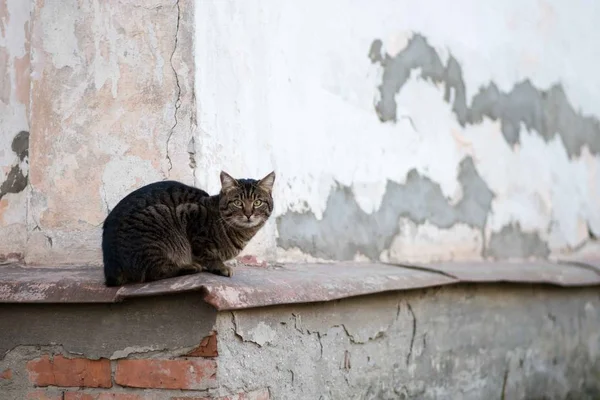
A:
[253,200,263,207]
[233,200,243,207]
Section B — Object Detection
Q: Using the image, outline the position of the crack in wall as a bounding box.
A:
[189,88,197,185]
[230,312,243,342]
[316,332,323,360]
[406,302,416,366]
[501,366,509,400]
[165,0,182,176]
[100,178,110,216]
[187,136,197,181]
[277,156,493,260]
[369,34,600,158]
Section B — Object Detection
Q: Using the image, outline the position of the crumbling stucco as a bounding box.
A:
[25,0,196,265]
[369,34,600,158]
[277,157,493,260]
[215,285,600,400]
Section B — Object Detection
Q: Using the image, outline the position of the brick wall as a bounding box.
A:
[2,332,269,400]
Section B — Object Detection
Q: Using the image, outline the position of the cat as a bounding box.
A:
[102,171,275,286]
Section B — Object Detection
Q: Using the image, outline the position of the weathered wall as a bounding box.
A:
[25,0,196,265]
[0,0,31,263]
[1,286,598,399]
[1,0,600,265]
[194,0,600,263]
[218,285,600,399]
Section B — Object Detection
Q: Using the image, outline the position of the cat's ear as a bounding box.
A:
[220,171,238,192]
[258,171,275,192]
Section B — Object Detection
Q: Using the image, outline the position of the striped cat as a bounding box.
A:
[102,171,275,286]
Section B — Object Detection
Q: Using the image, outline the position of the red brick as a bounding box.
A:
[64,392,145,400]
[171,388,270,400]
[27,355,112,388]
[115,359,217,390]
[1,368,12,380]
[26,390,64,400]
[187,331,218,357]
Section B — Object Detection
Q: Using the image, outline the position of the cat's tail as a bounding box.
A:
[104,273,125,287]
[103,253,126,286]
[102,235,126,286]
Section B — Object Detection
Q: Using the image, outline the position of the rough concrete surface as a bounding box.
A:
[216,285,600,400]
[0,281,598,399]
[0,292,216,359]
[485,222,551,259]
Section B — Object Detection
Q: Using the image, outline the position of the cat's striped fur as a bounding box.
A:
[102,171,275,286]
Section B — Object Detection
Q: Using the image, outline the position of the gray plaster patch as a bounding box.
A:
[369,35,600,157]
[277,156,493,260]
[485,223,550,259]
[0,131,29,201]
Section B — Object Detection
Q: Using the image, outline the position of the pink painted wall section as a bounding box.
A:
[0,0,31,263]
[23,0,195,265]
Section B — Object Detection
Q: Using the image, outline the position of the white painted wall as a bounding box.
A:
[194,0,600,262]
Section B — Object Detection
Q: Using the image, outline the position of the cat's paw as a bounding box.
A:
[203,260,234,277]
[218,264,234,277]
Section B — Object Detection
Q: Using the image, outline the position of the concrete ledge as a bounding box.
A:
[1,259,599,310]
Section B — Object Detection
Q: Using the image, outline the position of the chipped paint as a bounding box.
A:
[193,1,600,263]
[1,0,600,264]
[0,131,28,202]
[369,33,600,157]
[276,157,493,261]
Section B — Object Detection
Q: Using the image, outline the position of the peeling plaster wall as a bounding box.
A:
[0,0,31,263]
[23,0,196,265]
[217,286,600,399]
[195,0,600,263]
[1,0,599,265]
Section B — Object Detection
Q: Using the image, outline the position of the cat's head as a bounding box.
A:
[218,170,275,229]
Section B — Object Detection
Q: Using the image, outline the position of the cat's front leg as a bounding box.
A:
[200,259,234,278]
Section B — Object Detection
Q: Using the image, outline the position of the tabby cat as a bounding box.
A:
[102,171,275,286]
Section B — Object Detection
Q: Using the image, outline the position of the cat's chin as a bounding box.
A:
[233,219,264,229]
